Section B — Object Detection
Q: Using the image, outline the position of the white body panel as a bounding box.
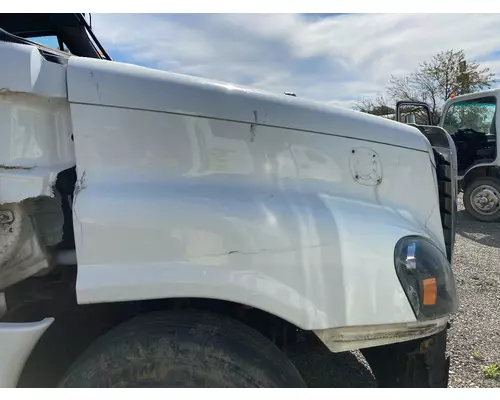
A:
[67,58,431,153]
[65,57,445,330]
[0,42,74,203]
[0,43,73,289]
[0,318,53,387]
[0,43,446,336]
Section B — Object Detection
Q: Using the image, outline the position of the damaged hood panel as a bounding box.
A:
[0,42,74,203]
[0,197,64,290]
[0,43,73,289]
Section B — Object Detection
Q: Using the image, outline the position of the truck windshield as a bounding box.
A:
[442,97,496,136]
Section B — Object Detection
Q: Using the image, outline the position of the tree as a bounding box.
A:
[356,49,497,124]
[353,93,394,117]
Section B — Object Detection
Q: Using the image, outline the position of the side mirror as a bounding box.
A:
[395,101,432,125]
[405,114,416,124]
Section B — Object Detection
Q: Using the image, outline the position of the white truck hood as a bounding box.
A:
[67,57,430,154]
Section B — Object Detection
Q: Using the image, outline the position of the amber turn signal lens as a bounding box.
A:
[422,277,437,306]
[395,236,458,320]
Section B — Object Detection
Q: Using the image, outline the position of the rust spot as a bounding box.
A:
[0,164,35,170]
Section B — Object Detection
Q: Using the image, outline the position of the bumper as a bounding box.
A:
[313,315,448,353]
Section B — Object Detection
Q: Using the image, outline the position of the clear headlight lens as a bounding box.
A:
[394,236,458,320]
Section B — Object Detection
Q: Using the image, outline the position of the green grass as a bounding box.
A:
[482,362,500,380]
[473,351,482,360]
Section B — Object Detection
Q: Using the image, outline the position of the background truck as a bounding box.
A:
[396,90,500,222]
[0,14,458,388]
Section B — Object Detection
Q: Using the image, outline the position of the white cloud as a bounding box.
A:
[90,13,500,109]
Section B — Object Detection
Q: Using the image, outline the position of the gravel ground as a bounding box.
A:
[447,194,500,387]
[291,194,500,387]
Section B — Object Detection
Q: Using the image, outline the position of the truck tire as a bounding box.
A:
[463,177,500,222]
[58,310,306,388]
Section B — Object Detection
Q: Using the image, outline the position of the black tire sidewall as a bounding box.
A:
[58,310,306,388]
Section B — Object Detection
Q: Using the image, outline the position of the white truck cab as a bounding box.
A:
[396,90,500,222]
[0,14,458,388]
[440,90,500,221]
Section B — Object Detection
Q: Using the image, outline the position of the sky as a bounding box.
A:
[51,14,500,109]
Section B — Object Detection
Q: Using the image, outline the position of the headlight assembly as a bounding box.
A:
[395,236,458,321]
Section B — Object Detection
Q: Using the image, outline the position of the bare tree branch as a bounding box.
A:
[354,49,497,124]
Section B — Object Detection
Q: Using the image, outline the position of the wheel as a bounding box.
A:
[463,177,500,222]
[58,310,307,388]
